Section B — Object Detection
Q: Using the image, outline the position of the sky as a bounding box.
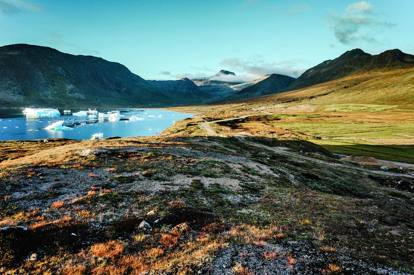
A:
[0,0,413,80]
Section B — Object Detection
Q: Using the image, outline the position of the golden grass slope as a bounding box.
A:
[168,68,414,163]
[260,67,414,107]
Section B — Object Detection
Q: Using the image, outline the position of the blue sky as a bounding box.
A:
[0,0,413,80]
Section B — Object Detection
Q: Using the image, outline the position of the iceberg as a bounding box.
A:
[87,109,98,120]
[72,111,88,117]
[108,111,121,122]
[23,108,60,119]
[98,112,109,121]
[73,109,98,119]
[44,121,72,131]
[90,132,104,140]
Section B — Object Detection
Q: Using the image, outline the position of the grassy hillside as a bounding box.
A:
[168,68,414,163]
[271,68,414,106]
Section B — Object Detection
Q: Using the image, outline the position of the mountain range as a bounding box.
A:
[0,44,413,108]
[0,44,171,108]
[289,48,414,90]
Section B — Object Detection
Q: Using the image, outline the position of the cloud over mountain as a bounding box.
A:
[219,57,305,79]
[331,1,394,45]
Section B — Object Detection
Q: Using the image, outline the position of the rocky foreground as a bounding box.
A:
[0,136,413,274]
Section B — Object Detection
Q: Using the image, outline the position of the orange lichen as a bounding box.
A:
[77,209,92,219]
[51,201,64,209]
[172,222,191,234]
[300,218,312,225]
[253,240,267,247]
[287,255,297,265]
[99,189,112,195]
[168,199,186,209]
[119,255,148,273]
[146,247,165,259]
[0,218,15,227]
[321,263,342,274]
[29,215,72,230]
[90,240,125,258]
[88,172,99,178]
[228,224,277,243]
[275,232,287,239]
[150,238,226,273]
[320,246,337,253]
[232,263,252,275]
[263,251,278,260]
[328,263,342,273]
[160,233,180,248]
[87,190,97,197]
[61,263,86,275]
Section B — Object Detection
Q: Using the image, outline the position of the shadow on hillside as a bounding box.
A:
[321,144,414,164]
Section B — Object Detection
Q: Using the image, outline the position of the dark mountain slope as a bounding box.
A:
[148,78,202,104]
[289,49,414,90]
[0,44,170,108]
[231,74,295,100]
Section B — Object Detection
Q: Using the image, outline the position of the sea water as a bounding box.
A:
[0,109,191,141]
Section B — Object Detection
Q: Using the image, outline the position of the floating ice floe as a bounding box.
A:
[44,121,72,131]
[98,112,109,121]
[72,111,88,117]
[90,132,104,140]
[23,108,60,119]
[108,111,121,122]
[73,109,98,119]
[87,109,98,120]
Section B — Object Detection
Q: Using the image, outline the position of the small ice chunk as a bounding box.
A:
[45,120,72,131]
[90,133,104,140]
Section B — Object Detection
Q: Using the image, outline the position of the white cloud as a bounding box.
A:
[0,0,40,14]
[331,1,394,45]
[347,1,372,13]
[168,56,306,82]
[220,57,305,78]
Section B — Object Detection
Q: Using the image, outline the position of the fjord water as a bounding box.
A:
[0,109,191,141]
